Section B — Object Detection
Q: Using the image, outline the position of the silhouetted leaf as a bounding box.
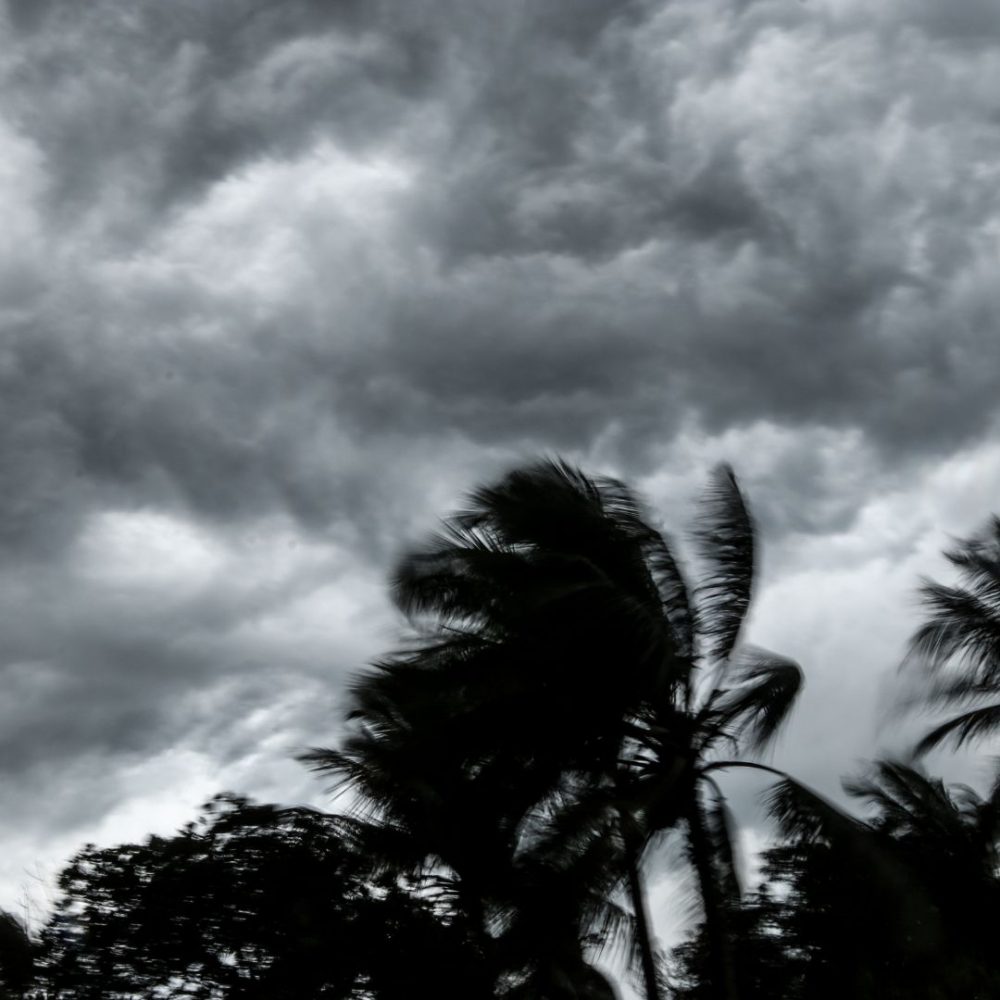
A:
[914,702,1000,755]
[692,464,755,664]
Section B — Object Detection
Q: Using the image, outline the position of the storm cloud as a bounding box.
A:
[2,0,1000,937]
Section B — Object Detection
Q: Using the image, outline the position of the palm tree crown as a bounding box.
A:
[305,458,803,1000]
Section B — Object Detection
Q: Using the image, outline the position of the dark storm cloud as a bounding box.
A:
[3,0,1000,909]
[4,0,1000,552]
[3,0,437,224]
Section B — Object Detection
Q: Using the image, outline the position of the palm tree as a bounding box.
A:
[748,759,1000,998]
[613,468,804,1000]
[305,459,803,1000]
[906,516,1000,754]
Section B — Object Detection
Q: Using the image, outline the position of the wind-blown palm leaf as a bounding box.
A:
[904,519,1000,759]
[764,776,867,846]
[913,701,1000,755]
[943,516,1000,595]
[842,761,959,840]
[455,460,665,613]
[393,538,549,629]
[909,580,1000,681]
[702,648,803,755]
[897,673,1000,713]
[692,464,755,663]
[513,780,623,873]
[585,896,643,973]
[644,529,696,661]
[456,460,626,547]
[395,533,630,637]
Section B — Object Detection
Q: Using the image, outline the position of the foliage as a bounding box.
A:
[0,911,34,1000]
[670,760,1000,999]
[18,463,1000,1000]
[907,516,1000,752]
[33,795,479,1000]
[304,459,804,1000]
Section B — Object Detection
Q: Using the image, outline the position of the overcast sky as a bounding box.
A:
[3,0,1000,947]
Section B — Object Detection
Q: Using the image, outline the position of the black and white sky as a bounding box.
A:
[3,0,1000,934]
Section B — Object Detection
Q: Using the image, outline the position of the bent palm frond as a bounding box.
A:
[914,701,1000,755]
[764,775,866,846]
[703,648,803,755]
[842,760,958,839]
[692,464,755,664]
[908,580,1000,680]
[943,516,1000,593]
[644,528,696,660]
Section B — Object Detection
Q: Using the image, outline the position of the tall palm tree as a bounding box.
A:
[612,470,804,1000]
[906,516,1000,754]
[305,459,803,1000]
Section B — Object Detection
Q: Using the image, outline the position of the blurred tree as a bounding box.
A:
[34,794,478,999]
[670,759,1000,999]
[305,460,803,1000]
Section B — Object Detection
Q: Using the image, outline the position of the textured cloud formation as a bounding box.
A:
[2,0,1000,942]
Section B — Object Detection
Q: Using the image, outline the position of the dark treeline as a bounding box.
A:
[4,460,1000,998]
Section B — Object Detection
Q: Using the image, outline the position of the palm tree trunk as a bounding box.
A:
[620,817,663,1000]
[686,797,739,1000]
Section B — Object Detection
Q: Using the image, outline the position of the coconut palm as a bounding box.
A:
[305,459,803,1000]
[907,516,1000,754]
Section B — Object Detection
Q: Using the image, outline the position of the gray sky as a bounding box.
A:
[3,0,1000,950]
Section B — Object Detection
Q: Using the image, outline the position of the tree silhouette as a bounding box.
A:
[34,794,479,999]
[0,911,33,1000]
[305,459,803,1000]
[907,516,1000,753]
[672,758,1000,998]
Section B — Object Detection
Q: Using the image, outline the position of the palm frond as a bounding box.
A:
[454,459,667,612]
[458,459,645,550]
[692,464,755,664]
[842,760,958,839]
[897,673,999,713]
[764,776,866,845]
[585,896,642,971]
[644,529,696,659]
[298,746,367,800]
[704,648,803,755]
[393,540,534,627]
[908,580,1000,681]
[914,701,1000,755]
[514,781,623,875]
[943,516,1000,599]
